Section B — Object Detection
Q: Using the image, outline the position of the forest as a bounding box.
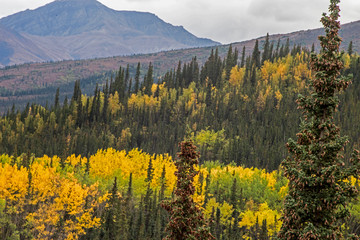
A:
[1,32,360,239]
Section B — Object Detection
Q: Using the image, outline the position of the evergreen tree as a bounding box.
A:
[76,91,83,127]
[102,80,109,123]
[348,40,353,56]
[125,64,130,93]
[284,38,290,56]
[134,62,141,93]
[54,87,60,109]
[72,80,81,102]
[89,84,99,123]
[252,40,261,68]
[144,158,154,237]
[101,177,129,240]
[279,0,360,239]
[175,61,182,89]
[225,45,238,81]
[274,39,281,59]
[203,171,211,207]
[262,33,270,64]
[311,43,315,53]
[215,207,221,239]
[144,63,154,95]
[162,141,214,240]
[240,46,246,68]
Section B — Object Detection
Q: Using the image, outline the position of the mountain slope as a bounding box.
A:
[0,0,219,65]
[1,17,360,112]
[0,24,69,67]
[231,20,360,56]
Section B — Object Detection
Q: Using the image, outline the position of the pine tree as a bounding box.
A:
[215,207,222,239]
[279,0,360,239]
[102,80,109,123]
[311,43,315,53]
[252,40,261,68]
[262,33,270,64]
[134,62,141,93]
[284,38,290,56]
[125,64,130,94]
[144,62,154,95]
[162,141,214,240]
[348,40,353,56]
[240,46,246,68]
[225,45,237,81]
[72,80,81,102]
[144,158,154,237]
[54,87,60,109]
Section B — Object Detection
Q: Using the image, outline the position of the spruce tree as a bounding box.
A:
[348,40,353,56]
[162,141,214,240]
[134,62,141,93]
[252,40,261,68]
[240,46,246,68]
[262,33,270,64]
[279,0,360,239]
[144,62,154,95]
[54,87,60,109]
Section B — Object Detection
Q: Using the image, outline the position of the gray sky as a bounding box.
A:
[1,0,360,44]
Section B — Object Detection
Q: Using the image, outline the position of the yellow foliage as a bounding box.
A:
[204,198,233,225]
[204,198,219,218]
[0,161,101,240]
[260,170,277,190]
[279,185,288,199]
[275,90,283,109]
[128,92,160,111]
[342,53,351,69]
[229,66,245,87]
[239,202,281,236]
[108,92,122,115]
[88,148,176,193]
[0,163,28,201]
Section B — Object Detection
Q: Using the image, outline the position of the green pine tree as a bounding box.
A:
[134,62,141,93]
[279,0,360,239]
[162,141,214,240]
[348,40,353,56]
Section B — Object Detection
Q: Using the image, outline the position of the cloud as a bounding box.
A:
[0,0,53,19]
[340,2,360,23]
[249,0,329,22]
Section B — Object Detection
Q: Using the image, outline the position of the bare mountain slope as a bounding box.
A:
[0,0,219,66]
[0,24,71,67]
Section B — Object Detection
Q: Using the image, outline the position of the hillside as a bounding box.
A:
[1,19,360,111]
[0,24,66,67]
[1,46,359,170]
[0,0,218,66]
[1,4,360,237]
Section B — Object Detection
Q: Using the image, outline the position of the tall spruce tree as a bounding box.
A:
[279,0,360,239]
[134,62,141,93]
[162,141,214,240]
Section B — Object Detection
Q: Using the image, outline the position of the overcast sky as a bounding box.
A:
[1,0,360,44]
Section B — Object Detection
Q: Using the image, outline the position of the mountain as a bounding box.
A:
[0,0,219,66]
[1,17,360,112]
[241,20,360,53]
[0,24,51,67]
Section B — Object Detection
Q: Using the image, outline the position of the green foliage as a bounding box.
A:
[279,0,360,239]
[1,40,360,173]
[1,17,360,238]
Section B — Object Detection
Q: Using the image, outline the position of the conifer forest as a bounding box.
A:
[1,0,360,239]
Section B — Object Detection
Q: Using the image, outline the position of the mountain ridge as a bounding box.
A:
[0,0,219,66]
